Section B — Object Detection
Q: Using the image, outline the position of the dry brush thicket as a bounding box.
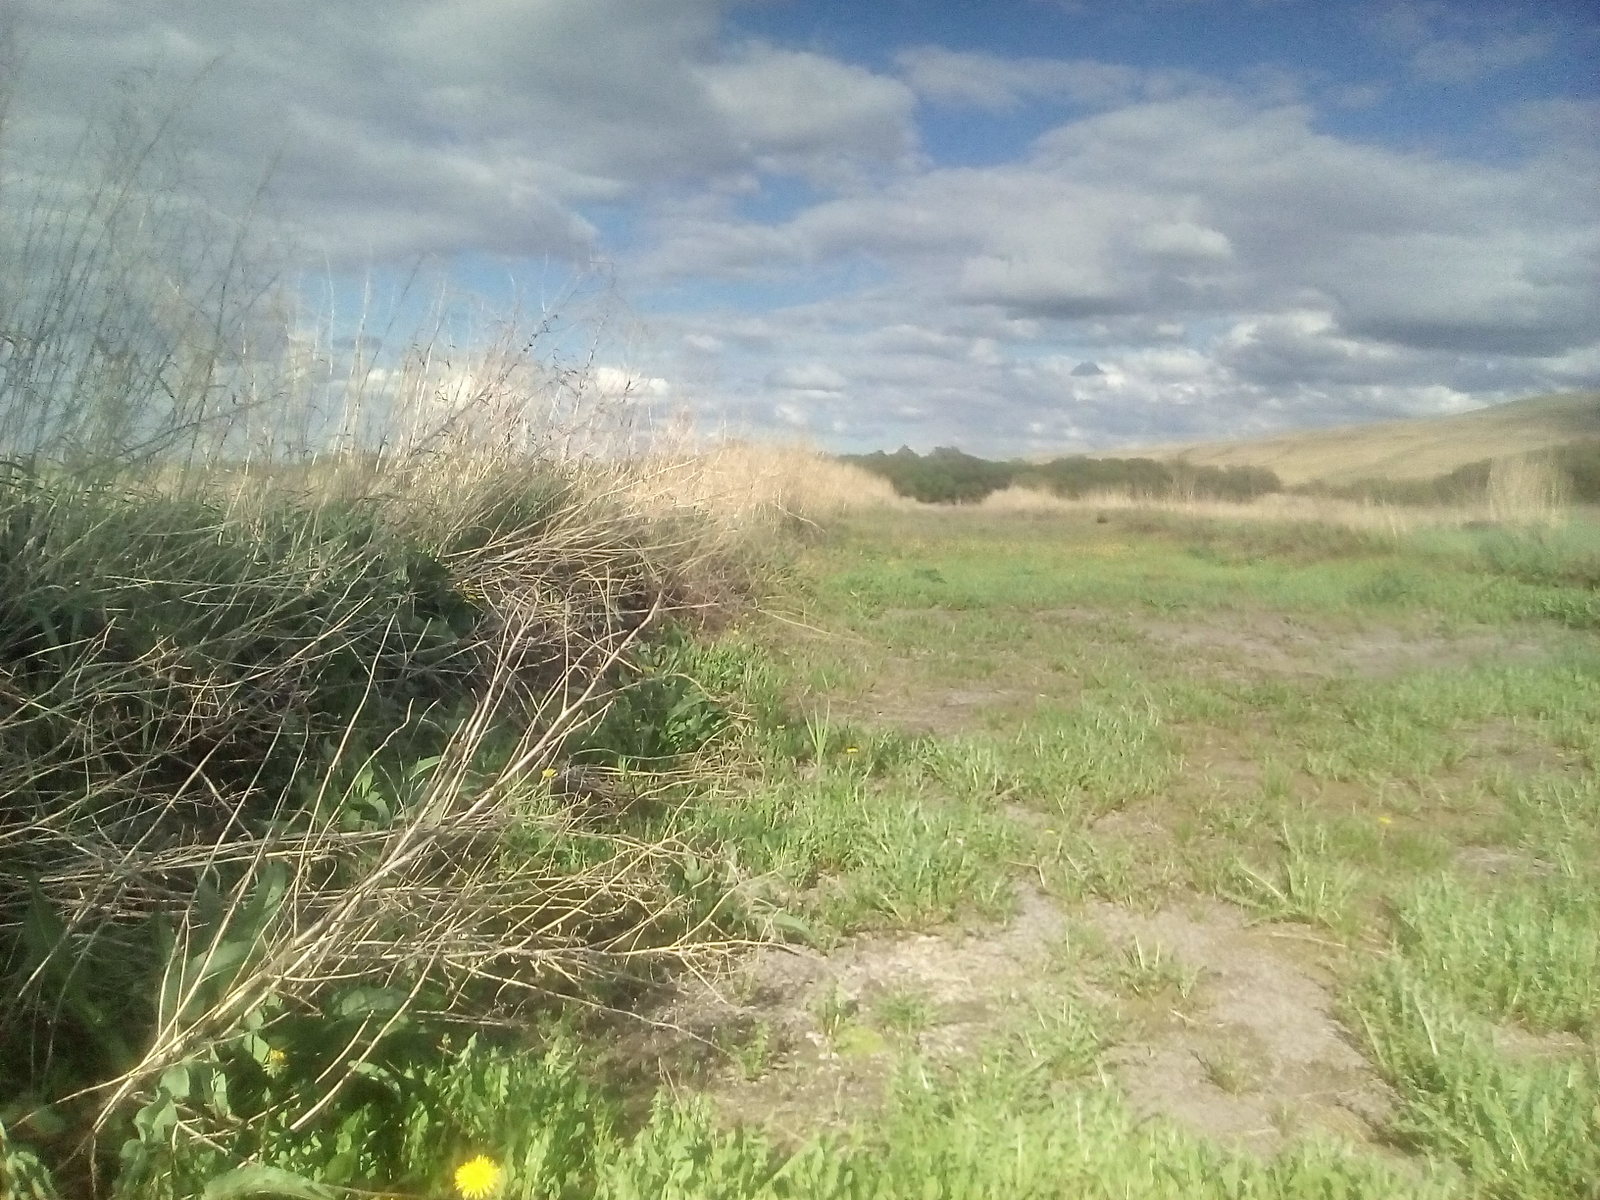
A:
[0,81,907,1175]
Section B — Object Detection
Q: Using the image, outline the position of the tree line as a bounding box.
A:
[843,440,1600,507]
[841,446,1281,504]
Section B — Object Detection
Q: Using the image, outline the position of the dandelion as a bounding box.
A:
[1378,815,1393,826]
[844,746,860,756]
[541,767,559,780]
[454,1155,503,1200]
[264,1048,288,1078]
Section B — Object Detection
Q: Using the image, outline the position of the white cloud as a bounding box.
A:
[7,0,919,265]
[700,45,921,181]
[767,363,849,393]
[1367,3,1559,85]
[665,94,1598,356]
[1411,31,1554,84]
[683,333,726,354]
[593,366,670,397]
[1134,221,1234,262]
[643,87,1598,451]
[7,2,1596,455]
[896,46,1164,111]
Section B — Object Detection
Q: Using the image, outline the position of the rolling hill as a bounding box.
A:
[1114,392,1600,487]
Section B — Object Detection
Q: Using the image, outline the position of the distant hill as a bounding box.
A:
[1111,392,1600,487]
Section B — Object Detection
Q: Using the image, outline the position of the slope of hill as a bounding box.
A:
[1117,392,1600,486]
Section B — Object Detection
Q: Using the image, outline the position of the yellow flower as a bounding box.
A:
[844,746,860,756]
[454,1155,503,1200]
[541,767,559,780]
[264,1048,288,1077]
[1378,815,1393,826]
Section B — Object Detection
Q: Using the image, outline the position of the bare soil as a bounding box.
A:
[846,610,1559,737]
[620,886,1400,1155]
[1132,613,1551,681]
[1084,898,1394,1153]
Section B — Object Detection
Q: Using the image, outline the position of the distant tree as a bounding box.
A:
[842,447,1014,503]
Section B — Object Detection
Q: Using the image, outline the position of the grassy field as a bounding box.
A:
[7,478,1599,1199]
[589,505,1599,1200]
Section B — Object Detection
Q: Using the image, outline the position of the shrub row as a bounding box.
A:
[842,446,1281,505]
[845,439,1600,510]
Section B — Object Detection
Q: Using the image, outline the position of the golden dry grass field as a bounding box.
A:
[1108,392,1600,486]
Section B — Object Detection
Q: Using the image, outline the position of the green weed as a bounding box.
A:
[873,988,937,1042]
[1355,967,1599,1200]
[1225,824,1360,931]
[1393,876,1600,1036]
[1114,939,1203,1004]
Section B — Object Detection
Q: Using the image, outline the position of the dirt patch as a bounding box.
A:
[1135,613,1551,682]
[614,886,1398,1158]
[1454,845,1559,878]
[619,887,1073,1140]
[843,681,1041,737]
[1452,718,1586,778]
[1085,898,1396,1154]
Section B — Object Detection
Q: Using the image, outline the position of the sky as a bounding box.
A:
[6,0,1599,454]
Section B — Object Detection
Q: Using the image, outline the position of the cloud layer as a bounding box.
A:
[7,0,1598,453]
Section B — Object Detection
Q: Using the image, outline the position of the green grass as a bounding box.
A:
[15,499,1600,1199]
[666,505,1599,1199]
[109,1016,1468,1200]
[1393,875,1600,1037]
[1355,968,1600,1200]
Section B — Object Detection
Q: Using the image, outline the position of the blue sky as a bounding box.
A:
[9,0,1600,453]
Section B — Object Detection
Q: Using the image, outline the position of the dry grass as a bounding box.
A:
[0,89,823,1161]
[1486,455,1570,527]
[977,483,1577,535]
[1110,392,1600,487]
[616,440,906,530]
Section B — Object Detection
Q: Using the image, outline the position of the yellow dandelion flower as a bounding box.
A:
[454,1155,503,1200]
[541,767,559,780]
[1378,815,1393,826]
[844,746,860,756]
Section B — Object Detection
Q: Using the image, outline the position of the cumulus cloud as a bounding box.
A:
[7,1,1596,454]
[593,366,670,398]
[683,333,726,354]
[700,45,920,181]
[6,0,917,265]
[644,85,1598,451]
[660,93,1598,355]
[1367,2,1559,85]
[1410,31,1554,84]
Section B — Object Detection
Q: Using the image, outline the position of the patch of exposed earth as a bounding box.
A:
[1454,844,1560,878]
[617,887,1397,1156]
[1132,613,1551,681]
[616,887,1071,1141]
[844,610,1558,737]
[1084,898,1395,1153]
[844,683,1037,737]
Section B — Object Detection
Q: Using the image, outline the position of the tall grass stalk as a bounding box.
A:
[1486,454,1570,527]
